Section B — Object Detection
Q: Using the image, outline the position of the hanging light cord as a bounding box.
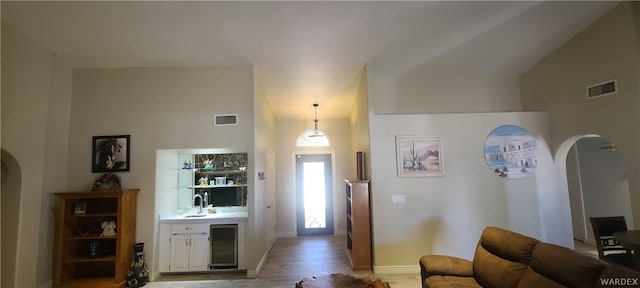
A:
[295,103,329,146]
[313,103,319,135]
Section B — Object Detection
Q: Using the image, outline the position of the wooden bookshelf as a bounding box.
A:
[345,179,371,271]
[53,189,138,288]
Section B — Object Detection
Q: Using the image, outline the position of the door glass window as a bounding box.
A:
[303,162,326,228]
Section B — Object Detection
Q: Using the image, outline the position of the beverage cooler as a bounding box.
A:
[209,224,238,268]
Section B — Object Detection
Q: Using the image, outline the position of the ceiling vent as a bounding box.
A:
[586,80,617,99]
[214,114,238,126]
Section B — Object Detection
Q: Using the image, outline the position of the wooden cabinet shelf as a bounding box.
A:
[54,189,138,288]
[69,213,119,218]
[64,235,117,240]
[345,179,371,271]
[63,256,116,263]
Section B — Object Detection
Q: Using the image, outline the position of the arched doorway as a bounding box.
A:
[1,149,22,288]
[555,135,633,244]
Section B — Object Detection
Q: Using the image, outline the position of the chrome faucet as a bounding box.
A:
[193,194,203,214]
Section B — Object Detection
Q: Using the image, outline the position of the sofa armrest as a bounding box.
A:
[420,255,474,280]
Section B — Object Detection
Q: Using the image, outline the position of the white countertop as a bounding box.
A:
[160,209,248,224]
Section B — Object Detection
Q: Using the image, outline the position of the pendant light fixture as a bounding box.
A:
[296,103,330,147]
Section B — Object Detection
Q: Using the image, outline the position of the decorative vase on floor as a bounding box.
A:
[126,243,149,288]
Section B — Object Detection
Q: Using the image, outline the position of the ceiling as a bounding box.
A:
[1,1,617,119]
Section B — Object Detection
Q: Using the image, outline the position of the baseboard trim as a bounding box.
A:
[277,232,296,237]
[247,245,271,278]
[335,229,347,236]
[374,265,420,274]
[150,271,161,281]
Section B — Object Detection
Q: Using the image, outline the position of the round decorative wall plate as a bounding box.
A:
[484,125,538,179]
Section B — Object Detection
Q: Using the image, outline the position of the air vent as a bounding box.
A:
[214,114,238,126]
[586,80,617,99]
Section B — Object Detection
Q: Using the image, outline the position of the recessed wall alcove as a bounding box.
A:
[555,135,634,244]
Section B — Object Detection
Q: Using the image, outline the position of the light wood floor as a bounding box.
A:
[149,235,421,288]
[148,236,602,288]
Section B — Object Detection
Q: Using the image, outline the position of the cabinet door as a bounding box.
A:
[189,233,210,271]
[169,234,190,272]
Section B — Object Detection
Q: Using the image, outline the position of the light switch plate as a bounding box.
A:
[392,195,406,204]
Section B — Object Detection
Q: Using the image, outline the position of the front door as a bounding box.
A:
[296,154,334,236]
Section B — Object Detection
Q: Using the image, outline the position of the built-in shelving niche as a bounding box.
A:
[178,153,248,209]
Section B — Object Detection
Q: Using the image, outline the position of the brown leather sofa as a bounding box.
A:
[420,226,640,288]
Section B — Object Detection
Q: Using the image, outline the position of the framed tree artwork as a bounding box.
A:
[92,135,130,173]
[396,135,443,177]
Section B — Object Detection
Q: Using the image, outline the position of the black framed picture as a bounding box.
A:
[74,202,87,215]
[92,135,130,173]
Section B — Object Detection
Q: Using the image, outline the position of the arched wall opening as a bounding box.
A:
[555,134,634,245]
[1,149,22,288]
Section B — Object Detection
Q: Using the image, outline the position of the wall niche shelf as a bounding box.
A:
[178,153,248,208]
[186,184,249,189]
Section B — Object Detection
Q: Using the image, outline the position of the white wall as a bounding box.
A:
[274,118,351,237]
[372,67,521,115]
[67,66,255,277]
[369,19,523,115]
[37,55,74,288]
[521,2,640,227]
[368,112,570,269]
[349,68,371,181]
[1,22,55,288]
[1,150,21,288]
[154,150,180,220]
[362,1,586,266]
[566,146,586,241]
[248,71,275,275]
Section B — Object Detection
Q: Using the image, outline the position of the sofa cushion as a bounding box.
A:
[517,267,567,288]
[473,227,539,288]
[420,255,474,278]
[529,243,606,288]
[476,227,540,263]
[424,275,482,288]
